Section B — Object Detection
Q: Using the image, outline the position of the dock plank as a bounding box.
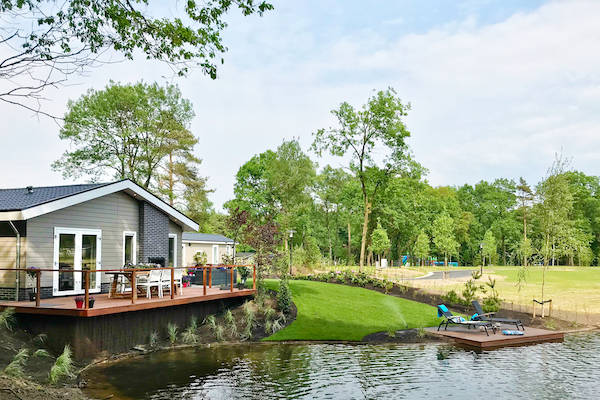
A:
[426,326,564,348]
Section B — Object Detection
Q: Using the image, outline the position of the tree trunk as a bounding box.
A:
[359,200,371,270]
[444,253,448,267]
[168,152,174,206]
[347,221,352,266]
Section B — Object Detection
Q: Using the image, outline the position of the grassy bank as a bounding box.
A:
[263,280,440,341]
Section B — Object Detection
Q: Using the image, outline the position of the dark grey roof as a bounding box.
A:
[182,232,234,243]
[0,182,112,211]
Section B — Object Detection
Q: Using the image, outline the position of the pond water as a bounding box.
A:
[85,333,600,400]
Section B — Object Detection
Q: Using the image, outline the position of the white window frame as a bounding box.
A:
[212,244,219,265]
[53,227,102,296]
[169,233,178,268]
[122,231,137,267]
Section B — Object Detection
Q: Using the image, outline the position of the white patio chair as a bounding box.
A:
[138,269,163,299]
[161,269,183,296]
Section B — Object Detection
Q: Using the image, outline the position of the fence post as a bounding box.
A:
[171,267,175,299]
[203,267,207,296]
[209,267,212,288]
[230,266,234,292]
[35,270,41,307]
[253,265,256,290]
[131,270,137,304]
[84,270,90,310]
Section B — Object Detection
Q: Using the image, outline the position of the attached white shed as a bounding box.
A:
[181,233,234,266]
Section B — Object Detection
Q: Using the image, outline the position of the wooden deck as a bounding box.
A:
[0,286,256,317]
[426,325,564,349]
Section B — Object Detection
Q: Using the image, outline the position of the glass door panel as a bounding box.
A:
[58,233,76,292]
[82,234,98,290]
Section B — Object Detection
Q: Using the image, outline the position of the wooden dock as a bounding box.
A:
[426,325,564,349]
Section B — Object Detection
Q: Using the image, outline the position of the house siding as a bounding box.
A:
[0,237,26,299]
[169,220,183,267]
[26,191,140,288]
[183,242,231,266]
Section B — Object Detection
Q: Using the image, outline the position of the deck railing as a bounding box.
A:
[0,264,256,310]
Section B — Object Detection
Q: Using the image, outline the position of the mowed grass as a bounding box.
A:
[263,280,441,341]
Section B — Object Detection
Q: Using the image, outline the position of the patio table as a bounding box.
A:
[106,271,149,298]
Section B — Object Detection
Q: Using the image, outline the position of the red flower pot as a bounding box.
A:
[75,300,84,309]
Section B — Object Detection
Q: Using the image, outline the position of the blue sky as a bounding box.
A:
[1,0,599,210]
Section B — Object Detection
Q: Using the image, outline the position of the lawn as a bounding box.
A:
[262,279,441,341]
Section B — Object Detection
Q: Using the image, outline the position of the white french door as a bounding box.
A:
[53,227,102,296]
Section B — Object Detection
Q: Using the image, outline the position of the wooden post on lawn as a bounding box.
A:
[203,267,207,296]
[131,270,137,304]
[170,267,175,299]
[84,270,90,309]
[35,270,41,307]
[209,267,212,288]
[253,265,256,290]
[230,266,234,292]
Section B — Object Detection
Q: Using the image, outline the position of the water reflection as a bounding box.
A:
[85,333,600,400]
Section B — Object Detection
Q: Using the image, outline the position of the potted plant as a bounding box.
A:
[88,296,95,308]
[74,296,84,309]
[193,251,207,266]
[25,267,39,302]
[238,266,251,286]
[182,275,191,288]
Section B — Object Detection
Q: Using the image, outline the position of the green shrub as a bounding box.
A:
[48,345,74,384]
[224,309,237,337]
[167,323,178,345]
[33,349,52,358]
[148,330,159,348]
[0,307,16,331]
[441,290,462,305]
[277,279,292,314]
[4,349,29,377]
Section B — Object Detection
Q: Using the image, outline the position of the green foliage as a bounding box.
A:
[441,290,462,306]
[48,346,74,384]
[182,318,199,345]
[413,231,430,264]
[148,330,159,349]
[369,221,391,258]
[432,214,459,265]
[277,279,292,314]
[194,251,208,266]
[482,229,497,265]
[0,307,16,331]
[33,349,52,358]
[3,349,29,377]
[167,323,178,345]
[224,310,237,337]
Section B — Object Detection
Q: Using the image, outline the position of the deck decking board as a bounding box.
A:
[426,326,564,348]
[0,286,255,317]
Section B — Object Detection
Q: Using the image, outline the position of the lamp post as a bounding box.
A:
[480,242,484,275]
[288,230,295,276]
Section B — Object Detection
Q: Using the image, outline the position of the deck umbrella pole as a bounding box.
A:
[203,267,207,296]
[230,266,234,292]
[131,270,137,304]
[171,268,175,299]
[84,270,90,309]
[35,270,41,307]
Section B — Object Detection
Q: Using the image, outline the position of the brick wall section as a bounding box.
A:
[138,201,169,264]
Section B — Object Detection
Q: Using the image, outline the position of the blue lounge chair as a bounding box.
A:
[437,304,496,336]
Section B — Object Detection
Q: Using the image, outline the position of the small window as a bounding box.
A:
[123,232,136,267]
[168,234,177,268]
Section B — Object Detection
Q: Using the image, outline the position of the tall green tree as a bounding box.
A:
[312,88,412,268]
[0,0,273,116]
[482,229,497,266]
[369,221,391,262]
[413,231,430,266]
[432,214,459,266]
